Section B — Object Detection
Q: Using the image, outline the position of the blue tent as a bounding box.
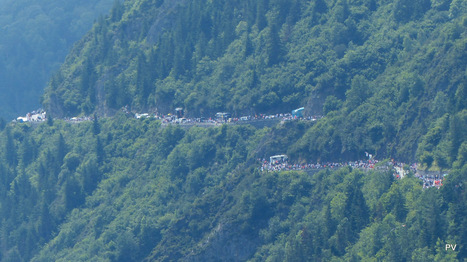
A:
[292,107,304,118]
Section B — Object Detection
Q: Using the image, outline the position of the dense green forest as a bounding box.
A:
[0,0,114,120]
[42,0,467,162]
[0,0,465,260]
[0,116,464,261]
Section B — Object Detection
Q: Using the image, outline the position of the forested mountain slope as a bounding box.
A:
[0,0,114,120]
[0,0,465,261]
[0,115,464,261]
[43,0,466,162]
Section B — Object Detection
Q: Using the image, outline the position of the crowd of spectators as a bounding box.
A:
[260,158,443,189]
[14,107,322,126]
[13,108,446,189]
[414,171,446,189]
[260,158,382,172]
[135,111,322,125]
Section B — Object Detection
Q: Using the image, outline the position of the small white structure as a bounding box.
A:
[16,116,28,123]
[270,155,288,165]
[135,113,149,119]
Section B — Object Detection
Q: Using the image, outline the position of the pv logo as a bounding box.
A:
[445,244,457,251]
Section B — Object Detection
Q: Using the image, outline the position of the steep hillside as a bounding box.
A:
[42,0,466,162]
[0,0,465,261]
[0,116,464,261]
[0,0,115,120]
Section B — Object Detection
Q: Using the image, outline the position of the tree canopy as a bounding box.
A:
[0,0,466,260]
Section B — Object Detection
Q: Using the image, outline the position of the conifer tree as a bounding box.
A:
[93,114,100,135]
[96,136,104,164]
[256,0,268,30]
[4,128,17,168]
[56,133,67,169]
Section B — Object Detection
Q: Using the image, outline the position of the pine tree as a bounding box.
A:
[256,0,268,30]
[96,136,104,164]
[136,53,152,107]
[47,114,53,126]
[244,33,253,58]
[266,23,283,66]
[56,134,67,169]
[110,0,124,22]
[64,176,84,211]
[19,137,34,166]
[4,128,17,168]
[312,0,328,16]
[93,114,100,135]
[37,200,53,241]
